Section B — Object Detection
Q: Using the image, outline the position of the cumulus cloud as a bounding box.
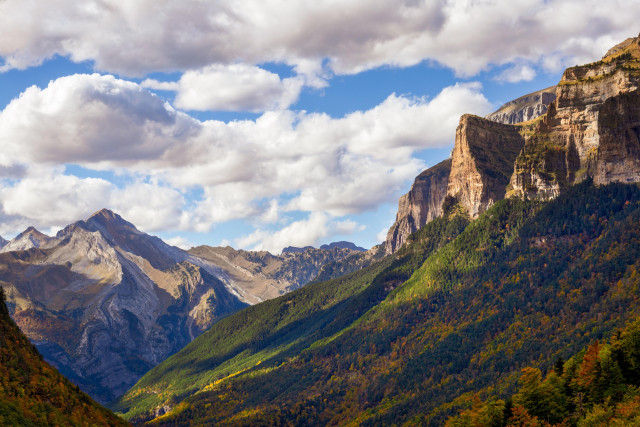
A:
[0,74,199,168]
[142,65,304,112]
[0,74,491,251]
[0,168,192,237]
[497,64,537,83]
[0,0,638,78]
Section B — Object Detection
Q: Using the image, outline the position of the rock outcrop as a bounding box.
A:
[447,115,525,217]
[486,86,556,125]
[384,159,451,254]
[509,33,640,198]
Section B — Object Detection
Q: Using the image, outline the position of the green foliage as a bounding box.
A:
[120,182,640,426]
[0,287,128,426]
[449,317,640,426]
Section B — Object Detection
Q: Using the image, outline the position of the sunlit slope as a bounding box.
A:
[123,182,640,426]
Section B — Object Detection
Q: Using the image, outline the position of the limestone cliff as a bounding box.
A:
[384,159,451,254]
[509,34,640,198]
[486,86,556,125]
[447,115,525,217]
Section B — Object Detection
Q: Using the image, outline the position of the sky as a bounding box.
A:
[0,0,637,253]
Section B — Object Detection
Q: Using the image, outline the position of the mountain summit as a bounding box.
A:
[1,209,247,403]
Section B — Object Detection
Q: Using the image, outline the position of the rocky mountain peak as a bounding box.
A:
[0,226,53,253]
[486,86,556,125]
[510,35,640,199]
[384,158,451,254]
[87,208,138,231]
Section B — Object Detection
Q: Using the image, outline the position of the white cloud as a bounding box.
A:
[0,74,200,168]
[0,171,113,230]
[173,64,304,112]
[497,64,537,83]
[0,74,491,248]
[0,0,638,78]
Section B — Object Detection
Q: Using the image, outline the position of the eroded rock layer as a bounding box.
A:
[447,115,525,217]
[509,34,640,198]
[384,159,451,254]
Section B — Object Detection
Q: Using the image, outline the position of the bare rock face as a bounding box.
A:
[384,159,451,254]
[486,86,557,125]
[1,209,247,403]
[0,226,55,253]
[188,244,368,302]
[509,34,640,198]
[447,115,525,217]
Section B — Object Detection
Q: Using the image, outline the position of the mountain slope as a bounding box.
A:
[188,243,369,303]
[115,182,640,425]
[0,287,127,426]
[1,209,247,403]
[447,316,640,426]
[113,212,470,421]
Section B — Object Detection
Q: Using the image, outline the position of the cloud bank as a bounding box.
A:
[0,74,491,250]
[0,0,637,78]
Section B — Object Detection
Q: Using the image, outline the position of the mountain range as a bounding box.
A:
[0,209,366,403]
[110,33,640,424]
[2,33,640,426]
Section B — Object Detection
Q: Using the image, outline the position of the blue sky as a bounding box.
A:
[0,0,637,253]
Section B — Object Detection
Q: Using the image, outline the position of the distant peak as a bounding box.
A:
[20,226,48,238]
[89,208,118,220]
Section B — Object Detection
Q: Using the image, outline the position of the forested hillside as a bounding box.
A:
[115,182,640,425]
[447,317,640,426]
[0,287,127,426]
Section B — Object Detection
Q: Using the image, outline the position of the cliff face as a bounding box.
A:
[384,159,451,254]
[447,115,525,217]
[509,34,640,198]
[486,86,556,125]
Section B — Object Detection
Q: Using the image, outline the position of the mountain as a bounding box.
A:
[0,287,127,426]
[0,226,54,253]
[510,33,640,198]
[187,243,369,303]
[485,86,556,125]
[114,181,640,425]
[384,33,640,253]
[0,235,7,249]
[113,35,640,425]
[281,245,315,253]
[1,209,247,403]
[384,159,451,254]
[320,241,366,251]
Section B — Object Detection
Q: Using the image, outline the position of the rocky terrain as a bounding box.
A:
[384,33,640,253]
[510,34,640,198]
[384,159,451,254]
[486,86,556,124]
[188,243,369,303]
[1,209,247,403]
